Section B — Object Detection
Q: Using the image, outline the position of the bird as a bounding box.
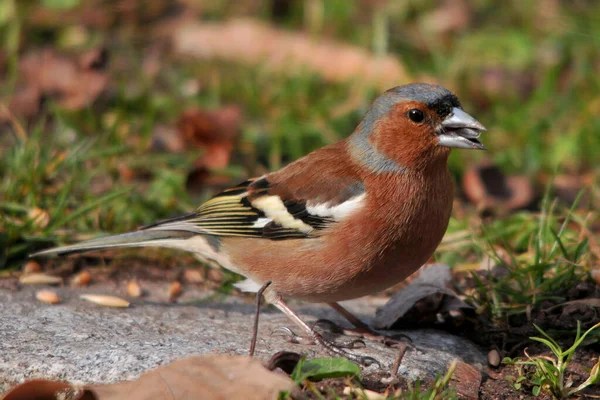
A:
[32,83,486,365]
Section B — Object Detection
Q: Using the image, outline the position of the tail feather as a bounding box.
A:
[30,230,195,257]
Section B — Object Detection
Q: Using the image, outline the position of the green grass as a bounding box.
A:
[0,0,599,315]
[1,2,600,398]
[432,187,599,353]
[1,0,599,320]
[504,322,600,398]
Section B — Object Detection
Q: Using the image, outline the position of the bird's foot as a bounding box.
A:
[271,327,315,345]
[270,326,379,366]
[314,318,411,348]
[271,327,365,348]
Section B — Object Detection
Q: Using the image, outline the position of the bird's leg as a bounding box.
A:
[249,280,272,357]
[264,290,378,366]
[324,302,409,347]
[328,302,373,331]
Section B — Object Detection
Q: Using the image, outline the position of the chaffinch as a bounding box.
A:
[33,83,486,364]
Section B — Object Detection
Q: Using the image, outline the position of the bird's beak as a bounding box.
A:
[437,108,487,150]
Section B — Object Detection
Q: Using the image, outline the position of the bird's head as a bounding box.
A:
[349,83,486,172]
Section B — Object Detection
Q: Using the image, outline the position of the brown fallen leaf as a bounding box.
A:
[36,290,61,304]
[266,351,302,375]
[19,273,63,286]
[451,361,482,400]
[545,298,600,311]
[2,379,87,400]
[462,161,536,215]
[3,355,294,400]
[6,48,109,121]
[91,355,295,400]
[173,19,410,90]
[80,294,130,308]
[420,0,471,35]
[177,106,241,169]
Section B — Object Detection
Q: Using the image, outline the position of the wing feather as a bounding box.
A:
[141,176,365,240]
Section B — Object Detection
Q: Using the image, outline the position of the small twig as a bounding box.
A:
[392,342,408,377]
[249,280,272,357]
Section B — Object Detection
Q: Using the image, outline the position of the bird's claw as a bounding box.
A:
[337,338,366,349]
[313,319,411,349]
[271,327,315,345]
[347,354,380,367]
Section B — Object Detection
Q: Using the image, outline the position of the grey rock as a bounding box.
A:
[0,281,486,393]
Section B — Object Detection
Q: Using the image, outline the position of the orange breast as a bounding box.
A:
[221,163,453,303]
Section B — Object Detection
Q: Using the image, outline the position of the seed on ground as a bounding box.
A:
[127,281,143,298]
[80,294,130,308]
[19,273,63,285]
[36,290,61,304]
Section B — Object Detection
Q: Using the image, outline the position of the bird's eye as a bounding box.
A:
[408,109,425,123]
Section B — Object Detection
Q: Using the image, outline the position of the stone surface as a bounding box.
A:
[0,280,486,393]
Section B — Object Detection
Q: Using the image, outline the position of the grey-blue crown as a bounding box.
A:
[372,83,461,120]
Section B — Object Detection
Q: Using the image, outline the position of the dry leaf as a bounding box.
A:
[374,264,473,329]
[6,48,109,121]
[127,281,143,298]
[2,379,87,400]
[451,361,482,400]
[22,260,42,274]
[177,106,241,169]
[71,271,91,287]
[168,281,182,302]
[88,355,294,400]
[3,356,295,400]
[36,290,61,304]
[4,355,294,399]
[19,273,63,285]
[462,162,535,215]
[173,19,410,90]
[80,294,130,308]
[420,0,471,35]
[547,298,600,311]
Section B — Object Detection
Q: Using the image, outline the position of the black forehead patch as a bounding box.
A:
[385,83,462,118]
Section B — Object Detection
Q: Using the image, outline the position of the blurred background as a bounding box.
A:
[0,0,599,275]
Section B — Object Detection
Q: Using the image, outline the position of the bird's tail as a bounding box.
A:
[30,229,195,257]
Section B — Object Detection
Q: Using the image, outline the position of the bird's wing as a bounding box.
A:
[141,175,366,240]
[142,141,366,240]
